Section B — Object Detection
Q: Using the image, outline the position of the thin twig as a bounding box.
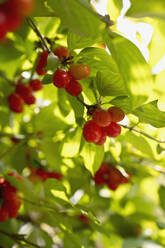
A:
[0,229,41,248]
[121,124,165,143]
[27,17,51,53]
[76,96,89,107]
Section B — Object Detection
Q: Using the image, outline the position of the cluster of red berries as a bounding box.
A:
[83,106,125,145]
[0,174,22,222]
[8,79,43,113]
[94,162,131,191]
[0,0,34,40]
[28,166,63,182]
[36,46,90,97]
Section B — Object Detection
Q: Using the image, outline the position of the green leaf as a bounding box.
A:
[154,70,165,104]
[126,0,165,20]
[46,0,105,39]
[107,0,123,21]
[123,238,162,248]
[149,19,165,67]
[124,131,154,158]
[67,94,85,125]
[67,30,102,50]
[133,100,165,128]
[42,74,53,85]
[44,179,73,206]
[109,96,132,113]
[0,40,23,78]
[58,89,70,116]
[40,140,62,170]
[80,142,104,175]
[32,0,53,16]
[63,231,82,248]
[104,31,154,108]
[44,53,60,70]
[33,103,69,136]
[157,144,164,154]
[159,186,165,212]
[79,47,127,96]
[157,221,165,229]
[61,128,82,157]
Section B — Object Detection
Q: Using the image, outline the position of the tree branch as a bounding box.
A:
[27,17,51,53]
[121,124,165,143]
[0,229,41,248]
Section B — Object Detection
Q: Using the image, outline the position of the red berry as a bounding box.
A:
[94,162,110,185]
[2,183,17,202]
[69,64,90,80]
[95,133,106,146]
[15,0,34,16]
[7,198,21,218]
[36,168,49,182]
[10,137,20,144]
[108,107,125,122]
[103,122,121,137]
[8,93,24,113]
[54,46,71,61]
[83,120,102,143]
[121,171,132,184]
[24,94,36,105]
[36,51,49,75]
[79,214,90,224]
[29,79,43,91]
[0,10,8,40]
[53,69,70,88]
[16,83,32,100]
[0,204,8,222]
[6,13,22,32]
[65,78,82,96]
[107,167,123,191]
[48,172,63,181]
[92,109,112,127]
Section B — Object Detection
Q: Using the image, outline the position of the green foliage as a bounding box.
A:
[126,0,165,19]
[0,0,165,247]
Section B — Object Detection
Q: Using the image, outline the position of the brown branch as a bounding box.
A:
[27,17,51,53]
[121,124,165,143]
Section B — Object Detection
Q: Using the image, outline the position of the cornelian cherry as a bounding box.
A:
[54,46,71,61]
[16,83,32,100]
[92,109,112,127]
[95,133,106,146]
[83,120,102,143]
[0,205,8,222]
[24,94,36,105]
[0,10,8,39]
[36,51,49,75]
[30,79,43,91]
[65,78,82,96]
[107,167,123,191]
[53,69,70,88]
[69,64,90,80]
[103,122,121,137]
[94,163,110,185]
[79,214,90,224]
[14,0,34,16]
[108,106,125,122]
[8,93,24,113]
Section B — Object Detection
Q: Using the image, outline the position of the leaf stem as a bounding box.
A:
[121,124,165,143]
[27,17,51,53]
